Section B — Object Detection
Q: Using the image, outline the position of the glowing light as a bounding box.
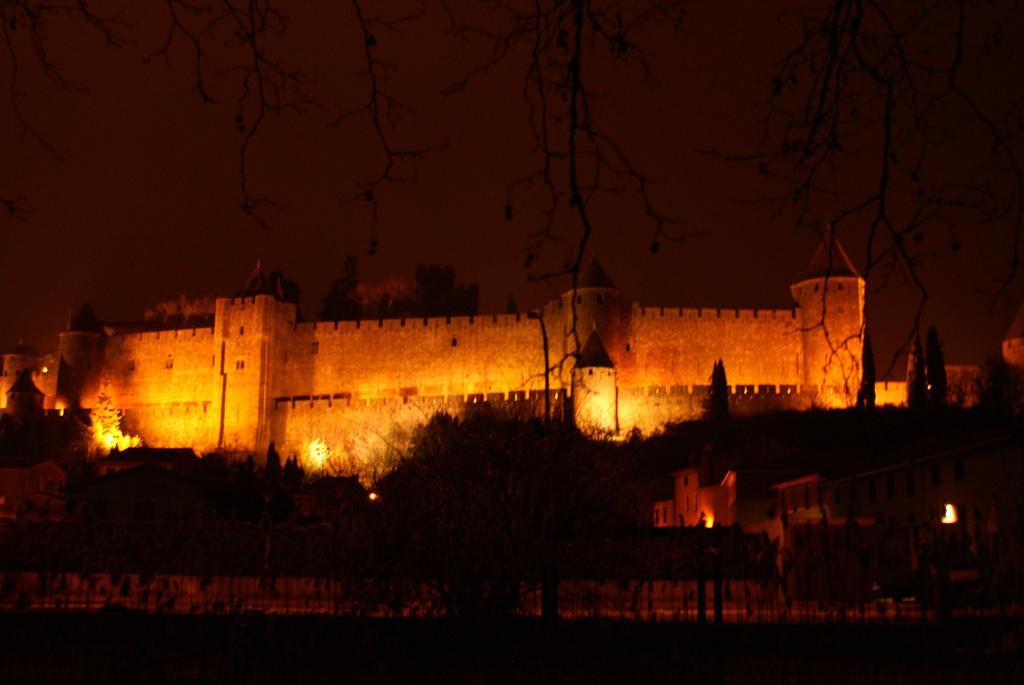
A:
[306,438,331,471]
[41,366,48,374]
[368,492,379,501]
[941,503,958,524]
[702,512,714,528]
[90,381,142,455]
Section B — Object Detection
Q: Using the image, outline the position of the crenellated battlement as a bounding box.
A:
[295,312,534,336]
[633,304,797,320]
[46,243,866,464]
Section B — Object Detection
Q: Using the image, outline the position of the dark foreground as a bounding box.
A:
[1,614,1022,684]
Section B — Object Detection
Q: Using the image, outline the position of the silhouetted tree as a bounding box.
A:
[857,331,876,410]
[706,359,730,425]
[925,326,948,407]
[378,412,630,620]
[320,256,362,321]
[265,442,282,482]
[906,336,927,410]
[282,456,305,489]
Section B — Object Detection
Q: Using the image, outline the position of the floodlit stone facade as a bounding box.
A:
[11,234,871,469]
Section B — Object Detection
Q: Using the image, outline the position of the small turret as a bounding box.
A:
[561,258,624,370]
[789,228,865,405]
[6,369,44,421]
[572,332,618,435]
[1002,300,1024,367]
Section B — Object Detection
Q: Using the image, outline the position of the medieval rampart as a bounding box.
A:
[620,306,803,389]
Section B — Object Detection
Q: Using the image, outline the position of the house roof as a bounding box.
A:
[797,228,860,282]
[106,447,200,469]
[577,332,614,368]
[7,369,43,396]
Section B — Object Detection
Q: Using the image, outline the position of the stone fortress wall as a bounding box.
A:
[19,233,882,469]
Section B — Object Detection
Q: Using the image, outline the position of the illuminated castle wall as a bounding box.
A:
[40,234,866,468]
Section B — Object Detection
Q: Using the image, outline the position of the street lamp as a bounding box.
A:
[527,310,551,424]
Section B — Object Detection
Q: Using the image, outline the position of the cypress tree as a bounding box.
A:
[906,335,927,410]
[707,359,730,424]
[857,331,876,409]
[265,441,282,482]
[925,325,948,406]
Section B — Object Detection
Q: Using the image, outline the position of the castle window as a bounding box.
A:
[236,360,245,370]
[588,369,593,375]
[626,343,631,352]
[954,460,965,481]
[813,284,819,292]
[312,341,320,354]
[885,474,895,501]
[452,337,458,347]
[165,357,173,370]
[128,362,135,373]
[239,326,245,335]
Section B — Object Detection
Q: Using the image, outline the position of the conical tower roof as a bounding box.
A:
[69,302,104,333]
[577,258,616,289]
[7,369,43,396]
[235,260,294,302]
[797,228,860,282]
[577,332,614,368]
[1005,300,1024,342]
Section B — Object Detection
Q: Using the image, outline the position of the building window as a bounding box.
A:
[451,337,458,347]
[312,341,320,354]
[239,326,245,335]
[954,460,965,482]
[885,474,895,501]
[236,360,245,370]
[931,464,941,486]
[906,471,916,498]
[165,358,174,370]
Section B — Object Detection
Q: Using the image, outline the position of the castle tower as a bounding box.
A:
[55,303,106,409]
[0,344,48,410]
[1001,300,1024,367]
[5,369,45,421]
[789,229,865,406]
[213,262,298,455]
[572,332,618,435]
[560,259,624,367]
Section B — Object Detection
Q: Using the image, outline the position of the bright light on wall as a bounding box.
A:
[702,512,714,528]
[941,503,958,524]
[306,438,331,471]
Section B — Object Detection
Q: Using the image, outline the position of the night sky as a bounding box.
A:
[2,1,1020,376]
